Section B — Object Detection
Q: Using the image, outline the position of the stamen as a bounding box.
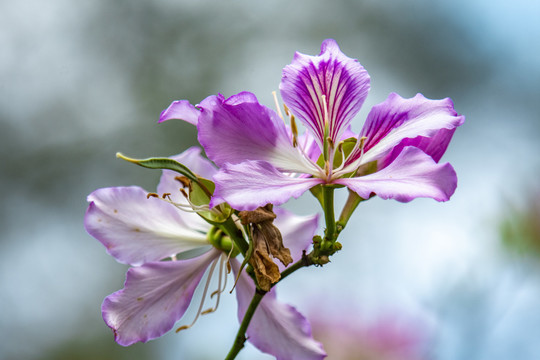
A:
[161,193,171,199]
[290,115,299,147]
[175,176,191,188]
[332,136,369,178]
[180,188,189,198]
[327,136,335,150]
[283,103,290,116]
[321,94,330,128]
[272,91,284,121]
[205,255,229,315]
[175,258,219,333]
[146,193,159,199]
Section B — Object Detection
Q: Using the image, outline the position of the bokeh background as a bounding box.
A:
[2,0,540,359]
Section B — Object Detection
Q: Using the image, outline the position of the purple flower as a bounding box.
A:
[85,147,325,359]
[161,39,464,210]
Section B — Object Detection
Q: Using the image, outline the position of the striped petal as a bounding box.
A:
[280,39,370,148]
[196,92,317,175]
[335,146,457,202]
[211,160,324,211]
[85,186,208,266]
[102,249,220,346]
[356,93,464,167]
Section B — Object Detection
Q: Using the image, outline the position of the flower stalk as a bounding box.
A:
[225,290,266,360]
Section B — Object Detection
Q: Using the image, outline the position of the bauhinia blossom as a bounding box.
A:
[84,147,325,359]
[160,39,464,210]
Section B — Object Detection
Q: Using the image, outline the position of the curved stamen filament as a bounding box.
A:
[272,91,284,121]
[176,257,220,333]
[332,136,368,178]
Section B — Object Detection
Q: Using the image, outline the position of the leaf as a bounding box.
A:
[116,153,198,183]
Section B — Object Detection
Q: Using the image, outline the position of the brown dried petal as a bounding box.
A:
[249,240,281,291]
[238,206,276,225]
[254,223,293,267]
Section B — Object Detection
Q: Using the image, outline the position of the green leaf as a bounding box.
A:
[116,153,198,183]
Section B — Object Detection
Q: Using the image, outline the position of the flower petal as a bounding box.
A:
[274,207,319,269]
[85,186,208,266]
[102,249,220,346]
[196,92,317,175]
[280,39,370,147]
[334,146,457,202]
[211,160,324,211]
[159,100,200,125]
[357,93,464,165]
[231,259,326,360]
[378,127,457,169]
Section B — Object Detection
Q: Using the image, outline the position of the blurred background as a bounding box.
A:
[1,0,539,359]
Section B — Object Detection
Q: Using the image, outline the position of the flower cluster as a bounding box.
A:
[85,39,463,359]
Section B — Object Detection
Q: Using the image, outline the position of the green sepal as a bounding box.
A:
[116,153,198,183]
[191,179,232,224]
[316,137,358,169]
[309,184,325,207]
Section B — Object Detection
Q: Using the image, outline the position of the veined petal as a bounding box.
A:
[197,92,317,174]
[102,249,220,346]
[159,100,200,125]
[357,93,464,166]
[280,39,370,147]
[211,161,324,211]
[334,146,457,202]
[231,260,326,360]
[85,186,208,266]
[378,127,457,169]
[274,207,319,270]
[156,147,216,233]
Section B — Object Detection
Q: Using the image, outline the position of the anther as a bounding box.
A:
[146,193,159,199]
[180,188,189,198]
[161,193,171,199]
[283,103,290,116]
[290,115,299,147]
[327,136,335,150]
[175,325,189,333]
[175,176,191,188]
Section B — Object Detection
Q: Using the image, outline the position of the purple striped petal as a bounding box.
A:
[355,93,464,167]
[378,127,457,169]
[280,39,370,147]
[159,100,200,125]
[85,186,208,266]
[102,249,220,346]
[231,259,326,360]
[196,92,316,175]
[274,207,319,271]
[334,146,457,202]
[211,160,324,211]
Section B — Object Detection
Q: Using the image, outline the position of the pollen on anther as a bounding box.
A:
[147,193,159,199]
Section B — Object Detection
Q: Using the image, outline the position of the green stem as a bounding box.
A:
[337,190,364,230]
[225,290,266,360]
[322,185,336,242]
[279,251,313,282]
[220,218,249,256]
